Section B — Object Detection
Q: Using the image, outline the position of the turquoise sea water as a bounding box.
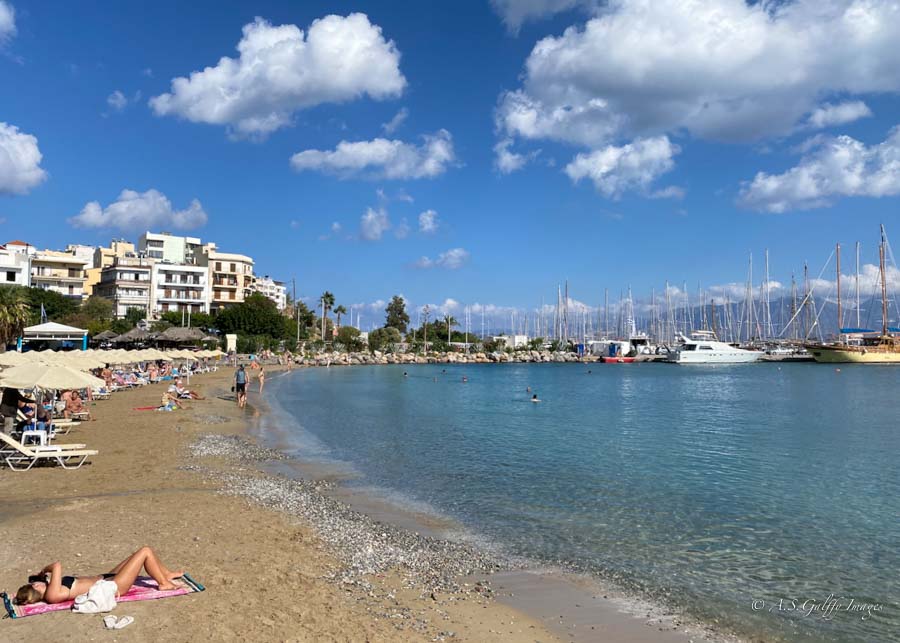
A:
[264,363,899,642]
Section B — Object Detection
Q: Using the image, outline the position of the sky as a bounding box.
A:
[2,0,900,329]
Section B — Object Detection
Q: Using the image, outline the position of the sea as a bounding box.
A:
[260,362,899,642]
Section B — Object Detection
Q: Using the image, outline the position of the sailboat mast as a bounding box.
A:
[790,274,798,340]
[880,241,888,338]
[604,288,609,338]
[764,249,772,339]
[710,298,717,338]
[836,243,842,337]
[856,241,861,328]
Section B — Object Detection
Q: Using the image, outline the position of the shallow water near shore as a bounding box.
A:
[260,362,899,642]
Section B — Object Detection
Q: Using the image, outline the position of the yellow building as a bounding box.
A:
[200,243,254,312]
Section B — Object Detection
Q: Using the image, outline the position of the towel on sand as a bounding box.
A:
[2,574,204,619]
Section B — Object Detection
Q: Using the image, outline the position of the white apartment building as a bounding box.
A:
[0,243,31,287]
[200,243,254,311]
[149,263,210,317]
[30,250,90,299]
[138,232,202,265]
[251,275,287,311]
[94,257,153,318]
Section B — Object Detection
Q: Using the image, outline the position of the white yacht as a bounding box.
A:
[666,331,763,364]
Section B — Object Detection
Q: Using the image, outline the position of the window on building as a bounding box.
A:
[215,262,222,271]
[230,263,236,272]
[5,271,13,282]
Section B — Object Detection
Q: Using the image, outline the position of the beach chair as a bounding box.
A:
[0,432,96,471]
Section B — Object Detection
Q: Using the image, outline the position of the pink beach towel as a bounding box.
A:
[3,574,204,619]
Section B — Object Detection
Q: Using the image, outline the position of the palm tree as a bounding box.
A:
[333,305,347,329]
[320,291,335,340]
[0,287,31,351]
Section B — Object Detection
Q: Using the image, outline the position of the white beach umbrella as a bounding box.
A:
[0,364,106,390]
[0,351,31,367]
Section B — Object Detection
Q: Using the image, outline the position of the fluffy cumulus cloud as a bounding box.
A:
[494,138,539,174]
[490,0,589,32]
[0,0,15,43]
[738,126,900,212]
[418,209,438,233]
[415,247,470,270]
[107,90,128,112]
[69,189,208,231]
[0,122,47,195]
[382,107,408,134]
[290,130,455,179]
[360,207,390,241]
[805,101,873,130]
[564,136,679,197]
[497,0,900,146]
[149,14,406,138]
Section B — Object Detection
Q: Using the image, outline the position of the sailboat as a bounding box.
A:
[806,229,900,363]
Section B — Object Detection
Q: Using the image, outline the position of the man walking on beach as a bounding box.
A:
[234,365,248,409]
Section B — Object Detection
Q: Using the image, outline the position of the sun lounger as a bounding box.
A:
[0,432,97,471]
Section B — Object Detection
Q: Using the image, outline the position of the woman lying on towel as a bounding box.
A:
[15,546,183,605]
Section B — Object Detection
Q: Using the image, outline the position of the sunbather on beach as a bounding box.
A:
[15,546,183,605]
[64,391,92,421]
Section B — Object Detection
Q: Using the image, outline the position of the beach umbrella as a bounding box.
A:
[0,351,31,367]
[158,327,205,343]
[0,364,105,390]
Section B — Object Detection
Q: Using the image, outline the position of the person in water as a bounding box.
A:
[531,394,541,403]
[15,546,183,605]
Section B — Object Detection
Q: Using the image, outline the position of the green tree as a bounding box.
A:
[0,286,31,349]
[319,291,335,340]
[333,304,347,328]
[124,307,147,327]
[335,325,364,351]
[368,326,402,352]
[23,287,79,324]
[528,337,545,350]
[216,293,286,339]
[384,295,410,333]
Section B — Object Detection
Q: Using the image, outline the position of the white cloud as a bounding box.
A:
[0,122,47,195]
[0,0,15,44]
[805,101,873,130]
[149,14,406,138]
[142,67,153,77]
[418,209,438,234]
[490,0,588,32]
[649,185,685,200]
[289,219,301,229]
[69,189,208,231]
[318,221,342,241]
[494,138,538,174]
[564,136,679,198]
[290,130,455,179]
[395,217,410,239]
[415,247,469,270]
[497,0,900,147]
[360,207,390,241]
[107,90,128,112]
[738,126,900,213]
[382,107,408,134]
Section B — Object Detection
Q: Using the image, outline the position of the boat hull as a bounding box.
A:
[805,344,900,364]
[667,351,763,364]
[602,356,635,364]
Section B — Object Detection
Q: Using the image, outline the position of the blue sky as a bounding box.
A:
[2,0,900,328]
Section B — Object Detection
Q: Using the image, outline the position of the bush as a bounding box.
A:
[368,326,402,352]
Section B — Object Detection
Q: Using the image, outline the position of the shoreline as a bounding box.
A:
[1,364,738,642]
[1,368,558,641]
[243,367,741,643]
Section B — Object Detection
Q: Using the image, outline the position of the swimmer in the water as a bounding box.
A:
[403,372,408,377]
[531,394,540,403]
[526,386,531,393]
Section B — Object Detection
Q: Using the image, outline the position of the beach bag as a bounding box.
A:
[72,579,118,614]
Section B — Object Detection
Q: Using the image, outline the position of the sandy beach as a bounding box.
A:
[0,367,708,642]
